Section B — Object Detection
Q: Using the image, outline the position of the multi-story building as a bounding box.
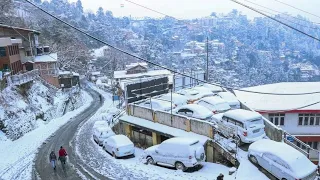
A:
[0,37,23,74]
[235,82,320,151]
[0,24,60,87]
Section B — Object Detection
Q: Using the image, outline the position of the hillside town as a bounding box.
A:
[0,0,320,180]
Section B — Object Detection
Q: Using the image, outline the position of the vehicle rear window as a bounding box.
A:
[249,118,264,125]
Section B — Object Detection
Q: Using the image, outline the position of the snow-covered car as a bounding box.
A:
[177,87,213,102]
[174,104,213,120]
[93,126,115,146]
[221,109,266,144]
[248,139,318,180]
[139,98,176,111]
[103,135,135,158]
[199,83,224,93]
[217,92,240,109]
[195,96,231,114]
[144,137,206,171]
[93,120,108,129]
[157,93,189,106]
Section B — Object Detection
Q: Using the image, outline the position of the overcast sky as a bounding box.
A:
[70,0,320,22]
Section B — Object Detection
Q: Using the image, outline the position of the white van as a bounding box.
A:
[220,109,266,143]
[93,126,115,146]
[143,137,206,171]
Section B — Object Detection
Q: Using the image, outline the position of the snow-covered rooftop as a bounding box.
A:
[114,69,172,79]
[34,53,58,62]
[125,62,148,70]
[223,109,261,122]
[235,82,320,111]
[119,115,209,145]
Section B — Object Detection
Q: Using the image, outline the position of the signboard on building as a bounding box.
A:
[125,76,169,104]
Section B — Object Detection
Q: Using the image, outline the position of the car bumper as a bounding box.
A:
[116,150,135,157]
[242,134,266,143]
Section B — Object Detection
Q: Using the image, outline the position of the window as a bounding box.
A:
[0,47,6,57]
[298,114,320,126]
[297,141,319,150]
[269,113,285,126]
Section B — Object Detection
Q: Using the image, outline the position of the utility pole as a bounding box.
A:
[206,36,209,82]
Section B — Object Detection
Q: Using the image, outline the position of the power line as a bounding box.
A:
[23,0,320,96]
[230,0,320,41]
[242,0,320,25]
[272,0,320,20]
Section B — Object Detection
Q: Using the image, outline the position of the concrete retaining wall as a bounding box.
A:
[172,115,190,131]
[128,104,154,121]
[154,111,172,126]
[190,119,214,138]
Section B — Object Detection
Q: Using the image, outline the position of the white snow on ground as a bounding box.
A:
[0,90,93,180]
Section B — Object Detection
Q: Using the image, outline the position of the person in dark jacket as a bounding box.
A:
[217,173,224,180]
[58,146,67,164]
[49,151,57,170]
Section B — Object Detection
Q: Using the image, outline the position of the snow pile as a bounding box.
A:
[0,81,86,140]
[0,91,93,180]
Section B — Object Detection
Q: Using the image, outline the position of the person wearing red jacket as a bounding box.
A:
[58,146,67,164]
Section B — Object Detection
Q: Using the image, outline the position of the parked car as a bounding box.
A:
[195,96,231,114]
[174,104,213,120]
[248,139,318,180]
[93,120,108,129]
[157,93,189,106]
[93,126,115,146]
[177,87,213,102]
[218,109,266,144]
[217,92,240,109]
[139,98,176,111]
[144,137,206,171]
[103,135,135,158]
[200,83,224,93]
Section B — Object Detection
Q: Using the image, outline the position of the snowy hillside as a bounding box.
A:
[0,81,86,140]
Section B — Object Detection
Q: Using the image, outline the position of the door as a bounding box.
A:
[270,158,291,179]
[261,153,274,173]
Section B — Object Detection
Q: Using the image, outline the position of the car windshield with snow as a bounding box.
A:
[200,83,224,93]
[174,104,213,120]
[176,87,213,102]
[220,109,266,143]
[195,96,231,114]
[103,134,135,158]
[248,139,318,180]
[138,98,176,111]
[156,93,189,107]
[143,137,206,172]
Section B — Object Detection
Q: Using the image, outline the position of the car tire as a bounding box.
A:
[249,155,258,165]
[175,162,186,172]
[146,157,155,165]
[112,152,117,159]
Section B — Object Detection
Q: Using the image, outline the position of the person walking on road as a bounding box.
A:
[217,173,224,180]
[58,146,67,164]
[49,151,57,170]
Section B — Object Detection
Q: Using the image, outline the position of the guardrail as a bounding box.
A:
[7,69,40,86]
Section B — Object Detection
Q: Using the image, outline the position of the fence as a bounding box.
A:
[7,69,39,86]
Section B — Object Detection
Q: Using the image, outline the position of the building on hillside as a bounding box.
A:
[235,82,320,151]
[113,62,172,82]
[0,24,62,87]
[0,37,23,75]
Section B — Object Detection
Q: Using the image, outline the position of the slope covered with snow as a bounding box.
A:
[0,81,86,140]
